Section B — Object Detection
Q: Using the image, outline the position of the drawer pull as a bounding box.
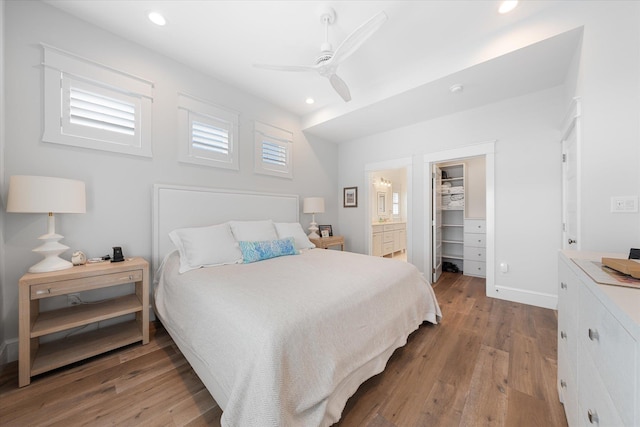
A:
[560,282,567,290]
[587,409,598,424]
[560,331,567,339]
[560,379,567,388]
[35,289,51,295]
[588,328,599,341]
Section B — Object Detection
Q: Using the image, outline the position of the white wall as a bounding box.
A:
[338,1,640,308]
[1,1,338,361]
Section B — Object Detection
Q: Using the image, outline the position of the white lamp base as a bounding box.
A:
[28,214,73,273]
[307,214,320,239]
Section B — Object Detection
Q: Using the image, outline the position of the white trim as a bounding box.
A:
[363,157,413,264]
[423,141,496,298]
[493,285,557,310]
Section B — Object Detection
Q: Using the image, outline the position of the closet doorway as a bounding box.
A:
[433,158,486,282]
[425,142,495,295]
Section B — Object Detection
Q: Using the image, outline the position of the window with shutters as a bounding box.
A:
[42,45,153,157]
[177,93,239,170]
[392,192,400,216]
[254,121,293,179]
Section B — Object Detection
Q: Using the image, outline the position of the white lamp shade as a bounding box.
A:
[7,175,86,214]
[303,197,325,214]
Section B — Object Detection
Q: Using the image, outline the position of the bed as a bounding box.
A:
[152,185,442,427]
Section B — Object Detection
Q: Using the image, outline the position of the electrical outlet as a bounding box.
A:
[67,293,82,306]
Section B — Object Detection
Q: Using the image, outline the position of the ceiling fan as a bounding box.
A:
[254,7,388,102]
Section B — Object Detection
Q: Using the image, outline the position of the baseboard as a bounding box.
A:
[0,337,18,364]
[490,285,558,310]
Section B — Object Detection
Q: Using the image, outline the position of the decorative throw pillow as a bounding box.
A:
[238,237,299,263]
[169,222,243,273]
[229,220,278,242]
[274,222,316,250]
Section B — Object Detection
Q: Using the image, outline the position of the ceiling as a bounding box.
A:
[43,1,582,143]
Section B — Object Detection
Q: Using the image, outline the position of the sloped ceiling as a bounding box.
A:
[43,1,582,143]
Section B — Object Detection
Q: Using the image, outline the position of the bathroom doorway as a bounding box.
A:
[364,157,413,264]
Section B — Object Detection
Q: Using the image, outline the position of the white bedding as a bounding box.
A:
[154,249,441,427]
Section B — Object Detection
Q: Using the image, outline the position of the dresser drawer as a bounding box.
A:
[557,342,579,427]
[578,285,637,425]
[464,219,485,233]
[463,247,485,262]
[383,232,394,243]
[372,224,384,233]
[558,260,579,327]
[31,269,144,300]
[463,233,485,248]
[577,342,626,427]
[464,260,485,277]
[382,242,394,255]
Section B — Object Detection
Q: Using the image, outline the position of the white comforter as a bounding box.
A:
[154,249,441,427]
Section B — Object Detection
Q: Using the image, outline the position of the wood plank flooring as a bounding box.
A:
[0,273,567,426]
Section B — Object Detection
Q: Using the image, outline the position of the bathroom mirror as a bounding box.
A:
[377,192,386,214]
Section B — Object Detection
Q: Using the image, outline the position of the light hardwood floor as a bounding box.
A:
[0,273,567,426]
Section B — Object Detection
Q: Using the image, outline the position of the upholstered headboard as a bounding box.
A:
[152,184,300,271]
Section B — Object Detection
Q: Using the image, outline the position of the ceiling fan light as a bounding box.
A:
[498,1,518,14]
[148,11,166,26]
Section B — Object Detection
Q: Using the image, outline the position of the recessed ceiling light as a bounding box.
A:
[305,98,315,105]
[148,11,167,26]
[498,1,518,14]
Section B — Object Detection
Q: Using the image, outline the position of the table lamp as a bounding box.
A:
[7,175,86,273]
[303,197,325,238]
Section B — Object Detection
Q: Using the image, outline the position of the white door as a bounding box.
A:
[562,99,581,250]
[432,165,443,282]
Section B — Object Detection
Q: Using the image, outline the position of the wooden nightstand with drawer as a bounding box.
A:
[18,257,149,387]
[310,235,345,251]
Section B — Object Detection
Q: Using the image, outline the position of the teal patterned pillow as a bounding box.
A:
[238,237,299,263]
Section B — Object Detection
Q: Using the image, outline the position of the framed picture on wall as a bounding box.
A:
[319,225,333,237]
[343,187,358,208]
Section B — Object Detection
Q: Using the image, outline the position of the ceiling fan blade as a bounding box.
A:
[330,11,388,65]
[253,63,318,72]
[329,74,351,102]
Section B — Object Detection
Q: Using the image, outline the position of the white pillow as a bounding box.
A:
[274,222,316,250]
[169,222,243,273]
[229,220,278,242]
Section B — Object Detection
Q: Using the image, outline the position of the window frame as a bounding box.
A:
[254,121,293,179]
[42,44,153,157]
[178,93,239,170]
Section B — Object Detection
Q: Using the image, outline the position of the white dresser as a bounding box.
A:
[557,251,640,427]
[463,219,486,277]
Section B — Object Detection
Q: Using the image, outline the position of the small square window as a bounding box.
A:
[254,121,293,179]
[178,93,239,170]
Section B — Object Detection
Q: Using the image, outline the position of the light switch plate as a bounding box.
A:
[610,196,638,213]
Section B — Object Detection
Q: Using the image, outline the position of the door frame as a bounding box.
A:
[364,157,413,263]
[424,141,495,296]
[561,97,581,250]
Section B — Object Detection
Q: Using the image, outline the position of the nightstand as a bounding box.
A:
[310,235,345,251]
[18,257,149,387]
